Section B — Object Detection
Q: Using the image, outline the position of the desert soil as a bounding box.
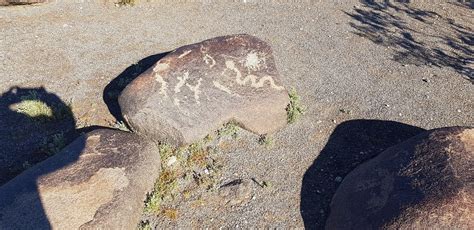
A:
[0,0,472,229]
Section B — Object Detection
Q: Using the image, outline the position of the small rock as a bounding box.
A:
[166,156,177,166]
[334,176,343,182]
[219,179,253,206]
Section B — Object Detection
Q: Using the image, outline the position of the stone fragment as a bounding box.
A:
[119,34,289,145]
[0,129,161,229]
[326,127,474,230]
[218,179,253,206]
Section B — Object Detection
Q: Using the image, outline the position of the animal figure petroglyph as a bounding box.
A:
[152,51,283,106]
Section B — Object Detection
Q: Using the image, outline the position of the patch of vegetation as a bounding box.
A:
[16,91,54,122]
[217,121,239,139]
[114,120,131,132]
[258,134,274,149]
[162,208,178,220]
[137,220,152,230]
[286,88,305,124]
[15,91,73,123]
[339,108,352,115]
[116,0,136,6]
[144,140,222,216]
[40,133,66,156]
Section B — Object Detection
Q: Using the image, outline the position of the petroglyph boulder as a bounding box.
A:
[119,34,289,145]
[326,127,474,230]
[0,129,161,229]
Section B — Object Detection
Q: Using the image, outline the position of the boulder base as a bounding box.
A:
[119,34,289,145]
[326,127,474,229]
[0,129,161,229]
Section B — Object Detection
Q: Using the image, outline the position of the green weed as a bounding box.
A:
[286,88,305,124]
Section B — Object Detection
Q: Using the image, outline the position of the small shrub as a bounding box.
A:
[258,134,274,149]
[116,0,135,6]
[15,91,73,123]
[162,208,178,220]
[286,88,305,124]
[217,121,239,139]
[40,133,66,156]
[137,220,152,230]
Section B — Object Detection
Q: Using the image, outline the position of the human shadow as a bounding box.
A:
[0,86,83,228]
[300,119,425,229]
[0,86,78,185]
[103,52,170,123]
[345,0,473,83]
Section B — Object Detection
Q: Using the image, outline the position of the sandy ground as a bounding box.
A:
[0,0,472,229]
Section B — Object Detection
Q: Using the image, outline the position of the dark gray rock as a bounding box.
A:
[326,127,474,230]
[0,0,45,6]
[119,34,289,145]
[0,129,161,229]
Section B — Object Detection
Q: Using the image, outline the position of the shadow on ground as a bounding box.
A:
[0,86,83,227]
[346,0,473,82]
[0,86,78,185]
[103,52,170,122]
[300,119,425,229]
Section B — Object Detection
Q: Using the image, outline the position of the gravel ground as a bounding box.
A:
[0,0,472,229]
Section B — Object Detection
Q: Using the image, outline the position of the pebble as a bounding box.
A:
[335,176,343,182]
[166,156,177,166]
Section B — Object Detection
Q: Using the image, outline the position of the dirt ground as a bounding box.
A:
[0,0,472,229]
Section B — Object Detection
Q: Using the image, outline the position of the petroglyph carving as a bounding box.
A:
[243,50,266,71]
[154,74,168,98]
[178,50,192,58]
[224,60,284,90]
[213,80,233,95]
[186,78,203,104]
[175,72,189,93]
[204,54,216,68]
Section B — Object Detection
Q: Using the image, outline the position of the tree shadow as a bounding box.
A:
[345,0,473,83]
[103,52,170,123]
[0,86,82,228]
[300,119,426,229]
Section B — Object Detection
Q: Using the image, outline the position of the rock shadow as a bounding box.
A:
[103,52,170,122]
[345,0,473,83]
[300,119,425,229]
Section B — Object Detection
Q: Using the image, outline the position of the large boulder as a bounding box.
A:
[119,34,289,145]
[0,129,161,229]
[326,127,474,229]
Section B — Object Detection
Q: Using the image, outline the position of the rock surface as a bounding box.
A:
[119,34,289,145]
[218,179,254,206]
[326,127,474,230]
[0,129,161,229]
